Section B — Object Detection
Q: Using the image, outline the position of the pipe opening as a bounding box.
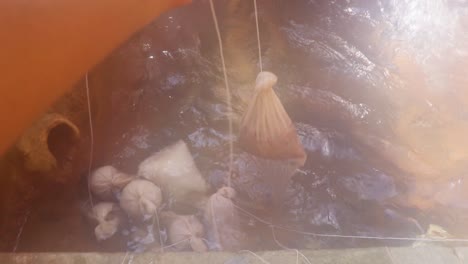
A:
[47,123,79,169]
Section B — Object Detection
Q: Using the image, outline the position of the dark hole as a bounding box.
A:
[47,123,78,168]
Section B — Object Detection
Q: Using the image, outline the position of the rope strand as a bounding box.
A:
[153,210,165,253]
[253,0,263,72]
[208,0,234,188]
[232,203,468,243]
[85,73,94,207]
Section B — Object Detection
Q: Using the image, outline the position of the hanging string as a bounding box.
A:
[208,0,234,188]
[232,203,468,243]
[270,225,312,264]
[209,193,221,247]
[120,251,129,264]
[153,210,165,253]
[85,73,95,207]
[253,0,263,72]
[12,210,29,252]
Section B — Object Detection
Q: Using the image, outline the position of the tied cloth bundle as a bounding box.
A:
[239,71,306,166]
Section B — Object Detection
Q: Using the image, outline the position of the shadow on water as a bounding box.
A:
[2,0,468,252]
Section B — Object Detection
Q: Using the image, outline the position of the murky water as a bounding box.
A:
[5,0,468,252]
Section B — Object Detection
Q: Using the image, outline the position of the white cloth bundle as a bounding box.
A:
[120,179,162,222]
[90,165,134,200]
[138,140,207,207]
[89,202,123,241]
[162,212,208,252]
[204,187,244,250]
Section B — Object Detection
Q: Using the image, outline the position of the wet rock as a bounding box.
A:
[232,152,298,209]
[339,170,397,201]
[308,203,340,230]
[187,128,224,149]
[296,122,360,160]
[435,176,468,209]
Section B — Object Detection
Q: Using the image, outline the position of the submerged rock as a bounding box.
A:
[339,170,397,202]
[232,152,298,210]
[435,176,468,209]
[296,122,360,161]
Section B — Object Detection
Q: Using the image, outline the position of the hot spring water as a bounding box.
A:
[4,0,468,252]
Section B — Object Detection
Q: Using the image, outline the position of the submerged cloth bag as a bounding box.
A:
[138,140,208,207]
[90,165,134,200]
[203,187,245,250]
[161,212,208,252]
[88,202,124,241]
[239,71,306,165]
[120,179,163,222]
